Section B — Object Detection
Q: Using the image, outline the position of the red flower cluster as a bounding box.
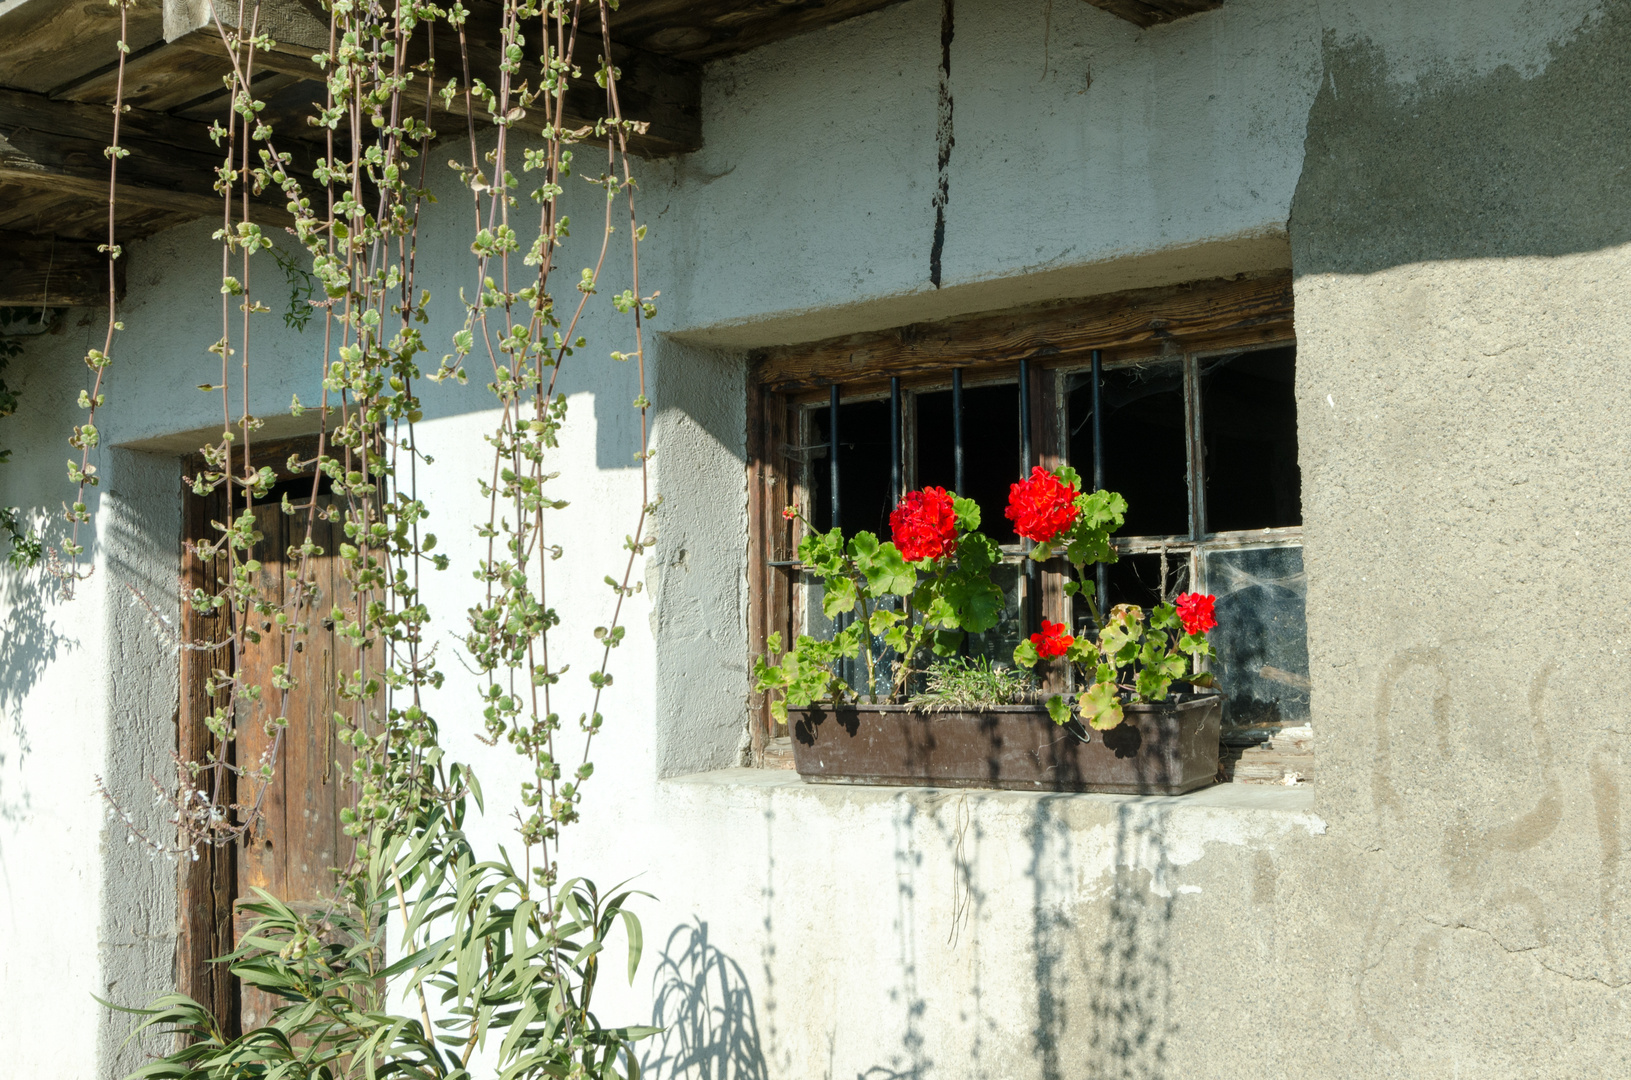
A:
[1006,467,1080,543]
[890,486,959,562]
[1031,620,1074,659]
[1175,592,1217,636]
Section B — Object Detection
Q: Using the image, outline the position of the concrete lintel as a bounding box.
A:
[665,229,1291,351]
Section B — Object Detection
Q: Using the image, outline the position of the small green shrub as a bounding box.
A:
[909,656,1037,712]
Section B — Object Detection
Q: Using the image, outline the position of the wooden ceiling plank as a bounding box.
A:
[163,0,701,154]
[0,87,303,230]
[0,0,165,94]
[0,230,125,306]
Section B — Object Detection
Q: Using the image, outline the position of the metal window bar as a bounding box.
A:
[1019,358,1036,634]
[890,377,902,506]
[1091,348,1107,622]
[829,383,841,532]
[952,368,965,495]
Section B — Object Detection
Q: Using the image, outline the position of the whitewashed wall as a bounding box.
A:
[2,0,1628,1076]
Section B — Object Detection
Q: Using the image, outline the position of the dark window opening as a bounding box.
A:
[810,399,894,537]
[917,383,1020,543]
[1067,361,1190,539]
[1201,346,1300,533]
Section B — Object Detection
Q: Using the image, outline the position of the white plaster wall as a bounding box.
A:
[1,0,1626,1075]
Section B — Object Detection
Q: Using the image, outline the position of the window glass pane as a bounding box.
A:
[802,574,903,693]
[966,561,1025,662]
[1069,550,1192,635]
[1204,545,1310,726]
[1066,361,1190,539]
[1201,346,1301,533]
[916,383,1020,544]
[810,399,895,537]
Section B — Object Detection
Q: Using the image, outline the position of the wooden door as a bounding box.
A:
[177,439,364,1033]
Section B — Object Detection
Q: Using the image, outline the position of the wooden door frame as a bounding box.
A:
[175,434,325,1031]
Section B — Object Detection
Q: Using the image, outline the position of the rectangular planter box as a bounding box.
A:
[787,694,1222,795]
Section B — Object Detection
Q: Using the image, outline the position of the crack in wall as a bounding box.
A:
[929,0,954,288]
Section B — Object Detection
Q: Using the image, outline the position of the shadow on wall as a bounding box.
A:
[1291,3,1631,275]
[1027,796,1178,1080]
[0,555,73,850]
[645,919,771,1080]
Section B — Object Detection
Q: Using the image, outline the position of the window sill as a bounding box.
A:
[660,766,1318,816]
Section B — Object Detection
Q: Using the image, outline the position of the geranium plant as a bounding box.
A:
[1005,465,1220,729]
[753,487,1006,721]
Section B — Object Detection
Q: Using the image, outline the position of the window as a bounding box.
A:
[1064,345,1308,729]
[746,273,1311,781]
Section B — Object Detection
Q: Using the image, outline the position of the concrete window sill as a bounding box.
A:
[661,767,1316,816]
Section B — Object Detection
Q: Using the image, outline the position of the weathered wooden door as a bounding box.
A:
[177,439,364,1033]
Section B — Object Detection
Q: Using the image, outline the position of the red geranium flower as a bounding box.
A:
[1030,619,1074,659]
[890,486,959,562]
[1175,592,1217,636]
[1005,467,1080,543]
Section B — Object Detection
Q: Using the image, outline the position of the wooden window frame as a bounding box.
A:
[745,272,1296,766]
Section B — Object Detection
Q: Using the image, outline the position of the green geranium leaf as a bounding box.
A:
[868,607,904,635]
[1081,681,1124,730]
[858,540,916,597]
[956,531,1000,574]
[1045,694,1072,726]
[1135,651,1186,701]
[942,571,1004,633]
[822,576,857,619]
[931,628,965,657]
[1149,602,1179,631]
[1012,637,1040,669]
[952,495,981,531]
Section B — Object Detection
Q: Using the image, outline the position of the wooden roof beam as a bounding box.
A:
[163,0,703,156]
[0,87,304,227]
[1081,0,1226,28]
[0,231,125,306]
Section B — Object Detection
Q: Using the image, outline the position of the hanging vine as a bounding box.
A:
[85,0,661,1074]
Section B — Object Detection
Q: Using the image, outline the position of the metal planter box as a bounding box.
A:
[787,694,1222,795]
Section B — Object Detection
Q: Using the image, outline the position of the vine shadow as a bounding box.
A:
[1025,795,1178,1080]
[644,919,770,1080]
[1086,802,1178,1080]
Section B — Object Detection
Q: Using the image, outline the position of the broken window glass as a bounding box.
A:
[1204,545,1310,725]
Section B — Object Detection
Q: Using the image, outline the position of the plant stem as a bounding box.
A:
[855,576,878,703]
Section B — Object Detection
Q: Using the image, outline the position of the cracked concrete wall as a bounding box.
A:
[606,2,1631,1077]
[4,0,1631,1076]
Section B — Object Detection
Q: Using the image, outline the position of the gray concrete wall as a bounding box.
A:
[3,0,1630,1076]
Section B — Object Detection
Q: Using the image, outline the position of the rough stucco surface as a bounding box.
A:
[4,0,1631,1076]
